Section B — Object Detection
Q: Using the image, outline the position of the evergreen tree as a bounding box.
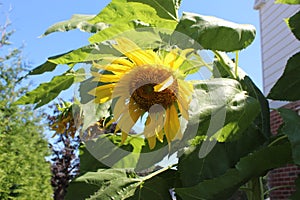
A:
[0,16,53,199]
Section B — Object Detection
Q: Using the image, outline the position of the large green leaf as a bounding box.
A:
[175,12,256,52]
[66,168,175,200]
[14,69,83,108]
[41,14,108,37]
[88,0,177,43]
[287,10,300,40]
[28,41,120,76]
[177,125,266,188]
[65,169,141,200]
[175,143,293,200]
[128,0,181,20]
[267,52,300,101]
[275,0,300,4]
[186,78,260,143]
[278,108,300,165]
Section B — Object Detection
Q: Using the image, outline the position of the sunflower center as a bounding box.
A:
[130,66,177,111]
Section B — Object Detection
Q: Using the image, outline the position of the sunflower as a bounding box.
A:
[89,37,194,149]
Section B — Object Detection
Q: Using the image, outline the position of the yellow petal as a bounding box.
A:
[177,99,189,120]
[98,74,122,83]
[113,37,161,66]
[163,49,178,68]
[173,49,194,69]
[164,104,181,143]
[105,64,131,74]
[88,83,115,103]
[121,131,128,144]
[153,76,174,92]
[147,136,157,150]
[111,58,134,68]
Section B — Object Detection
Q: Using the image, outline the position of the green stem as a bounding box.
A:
[268,135,288,147]
[235,51,239,78]
[263,185,294,195]
[142,164,176,181]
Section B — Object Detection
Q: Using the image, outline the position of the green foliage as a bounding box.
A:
[88,0,177,43]
[14,0,300,199]
[15,69,82,108]
[188,78,260,143]
[41,14,107,37]
[175,143,293,200]
[278,108,300,165]
[175,12,256,51]
[267,52,300,101]
[287,10,300,40]
[66,168,175,200]
[275,0,300,4]
[0,22,52,199]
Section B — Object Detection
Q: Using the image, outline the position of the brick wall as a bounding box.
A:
[268,101,300,200]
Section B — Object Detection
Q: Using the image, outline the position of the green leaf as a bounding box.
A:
[65,169,141,200]
[128,0,181,20]
[175,12,256,52]
[278,108,300,165]
[287,10,300,40]
[291,177,300,200]
[88,0,177,43]
[14,70,78,108]
[175,143,293,200]
[188,78,260,143]
[240,76,271,139]
[267,52,300,101]
[177,125,266,188]
[28,41,120,76]
[275,0,300,4]
[41,14,109,37]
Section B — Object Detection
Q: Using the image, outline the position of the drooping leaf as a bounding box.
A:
[88,0,177,43]
[14,69,81,108]
[175,12,256,51]
[175,143,293,200]
[240,76,271,139]
[275,0,300,4]
[41,14,109,37]
[278,108,300,165]
[128,0,181,20]
[267,52,300,101]
[286,10,300,40]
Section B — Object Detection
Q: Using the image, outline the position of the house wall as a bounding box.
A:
[254,0,300,199]
[255,0,300,108]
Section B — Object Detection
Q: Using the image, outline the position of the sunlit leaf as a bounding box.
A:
[175,12,256,51]
[41,14,109,37]
[128,0,181,20]
[275,0,300,4]
[187,78,260,143]
[286,10,300,40]
[28,41,120,76]
[88,0,177,43]
[267,52,300,101]
[278,108,300,165]
[14,69,81,108]
[176,143,293,200]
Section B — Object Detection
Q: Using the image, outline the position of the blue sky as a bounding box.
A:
[1,0,262,89]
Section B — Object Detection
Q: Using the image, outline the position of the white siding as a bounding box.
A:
[257,0,300,107]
